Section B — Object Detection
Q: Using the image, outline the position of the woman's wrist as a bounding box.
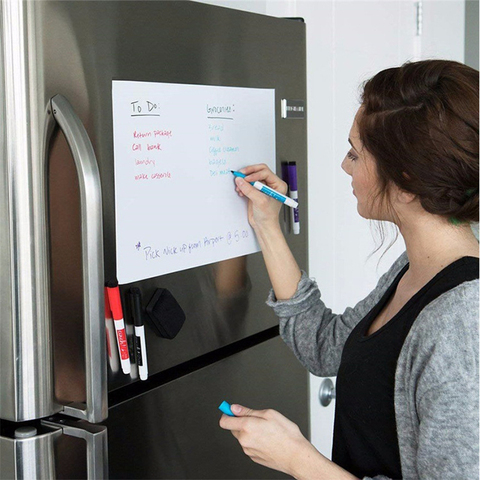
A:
[253,221,302,300]
[287,440,322,479]
[252,219,283,245]
[288,441,329,479]
[253,219,292,258]
[288,442,359,480]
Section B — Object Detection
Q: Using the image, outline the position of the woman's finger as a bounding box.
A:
[231,404,270,418]
[219,414,259,432]
[235,177,268,204]
[239,164,275,182]
[238,163,271,176]
[238,164,287,194]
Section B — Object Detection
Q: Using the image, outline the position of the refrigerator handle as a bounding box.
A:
[46,94,108,423]
[42,417,108,479]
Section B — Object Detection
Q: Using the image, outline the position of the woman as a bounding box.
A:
[219,60,479,479]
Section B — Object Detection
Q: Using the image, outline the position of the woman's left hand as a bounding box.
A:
[219,404,315,476]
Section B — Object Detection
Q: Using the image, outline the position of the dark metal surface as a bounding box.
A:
[106,336,308,479]
[41,0,307,398]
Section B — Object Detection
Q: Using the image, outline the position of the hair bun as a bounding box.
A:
[447,188,479,224]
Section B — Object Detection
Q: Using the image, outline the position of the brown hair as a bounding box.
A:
[358,59,479,224]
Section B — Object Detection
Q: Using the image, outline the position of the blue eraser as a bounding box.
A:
[218,401,235,416]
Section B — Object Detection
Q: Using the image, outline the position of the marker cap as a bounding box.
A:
[129,287,143,327]
[106,280,123,320]
[218,401,235,416]
[104,287,112,319]
[286,162,298,191]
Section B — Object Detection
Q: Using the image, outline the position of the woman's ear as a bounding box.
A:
[395,173,417,205]
[396,188,417,205]
[390,182,416,205]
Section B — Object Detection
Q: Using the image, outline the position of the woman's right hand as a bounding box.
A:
[234,164,288,232]
[235,163,302,300]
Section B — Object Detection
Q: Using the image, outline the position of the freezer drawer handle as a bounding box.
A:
[46,94,107,423]
[42,417,108,479]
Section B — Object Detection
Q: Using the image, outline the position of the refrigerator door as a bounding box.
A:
[35,1,307,400]
[106,336,308,479]
[1,2,107,423]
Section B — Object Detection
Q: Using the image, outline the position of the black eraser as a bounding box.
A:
[145,288,186,339]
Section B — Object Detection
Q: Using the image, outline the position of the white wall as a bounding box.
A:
[196,0,466,459]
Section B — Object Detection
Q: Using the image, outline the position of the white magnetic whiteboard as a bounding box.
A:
[112,81,276,284]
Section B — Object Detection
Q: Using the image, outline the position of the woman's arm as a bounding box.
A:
[219,404,358,480]
[234,164,301,300]
[235,164,410,377]
[253,221,302,300]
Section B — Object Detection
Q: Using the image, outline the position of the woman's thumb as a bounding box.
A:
[231,404,245,415]
[231,404,256,416]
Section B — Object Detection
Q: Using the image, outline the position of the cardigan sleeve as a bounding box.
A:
[394,280,479,480]
[265,252,409,377]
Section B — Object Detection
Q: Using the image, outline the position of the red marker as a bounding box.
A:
[104,288,120,373]
[106,280,131,374]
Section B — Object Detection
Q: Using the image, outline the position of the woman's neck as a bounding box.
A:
[398,213,479,285]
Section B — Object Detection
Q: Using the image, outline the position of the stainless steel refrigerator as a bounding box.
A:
[0,1,308,478]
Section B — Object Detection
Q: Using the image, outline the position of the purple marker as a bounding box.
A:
[281,162,289,225]
[286,162,300,234]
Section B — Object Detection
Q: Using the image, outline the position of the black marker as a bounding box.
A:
[129,288,148,381]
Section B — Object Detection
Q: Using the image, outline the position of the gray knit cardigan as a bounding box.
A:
[266,252,479,480]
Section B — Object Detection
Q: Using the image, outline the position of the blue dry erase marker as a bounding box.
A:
[218,401,235,416]
[231,170,298,209]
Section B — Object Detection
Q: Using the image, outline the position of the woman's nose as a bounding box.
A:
[341,157,351,175]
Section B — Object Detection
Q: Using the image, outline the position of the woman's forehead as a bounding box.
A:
[348,122,362,149]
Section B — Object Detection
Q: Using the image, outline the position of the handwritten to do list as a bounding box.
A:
[112,81,276,284]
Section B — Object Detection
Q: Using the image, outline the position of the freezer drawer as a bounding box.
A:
[107,336,308,479]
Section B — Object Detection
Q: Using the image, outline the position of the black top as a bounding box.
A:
[332,256,479,479]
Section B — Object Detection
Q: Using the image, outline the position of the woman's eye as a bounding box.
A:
[346,150,357,161]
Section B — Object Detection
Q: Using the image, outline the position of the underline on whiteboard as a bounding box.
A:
[131,114,161,117]
[207,117,233,120]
